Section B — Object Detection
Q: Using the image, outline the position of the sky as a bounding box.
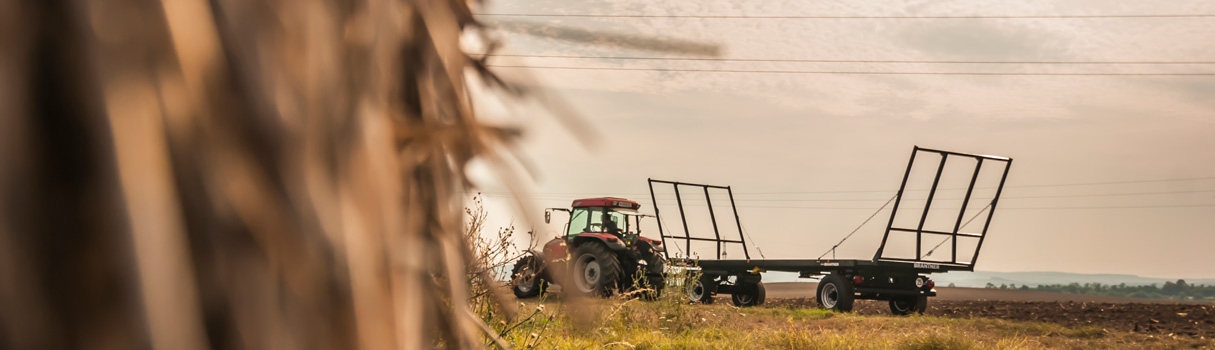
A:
[462,0,1215,279]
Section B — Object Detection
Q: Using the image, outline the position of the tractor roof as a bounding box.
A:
[571,197,641,210]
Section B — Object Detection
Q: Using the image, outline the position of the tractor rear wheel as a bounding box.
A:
[888,295,928,315]
[510,255,545,299]
[638,249,665,300]
[571,242,623,297]
[687,274,717,304]
[731,281,766,307]
[816,274,854,312]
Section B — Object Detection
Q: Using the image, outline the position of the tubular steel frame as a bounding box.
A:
[648,179,750,260]
[871,146,1013,268]
[647,146,1012,276]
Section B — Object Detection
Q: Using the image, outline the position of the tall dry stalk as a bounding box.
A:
[0,0,533,349]
[460,195,525,322]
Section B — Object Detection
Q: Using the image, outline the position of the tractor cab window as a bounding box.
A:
[566,208,589,237]
[568,207,632,236]
[589,208,629,235]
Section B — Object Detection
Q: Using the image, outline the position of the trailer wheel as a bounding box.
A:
[510,255,545,299]
[731,281,766,307]
[687,274,717,304]
[571,242,623,297]
[816,274,854,312]
[888,296,928,315]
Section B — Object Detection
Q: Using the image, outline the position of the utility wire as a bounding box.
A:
[468,175,1215,196]
[676,189,1215,201]
[725,204,1215,210]
[476,13,1215,19]
[480,189,1215,201]
[479,54,1215,65]
[488,64,1215,76]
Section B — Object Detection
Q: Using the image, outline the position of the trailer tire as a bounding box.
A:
[511,255,545,299]
[816,274,854,312]
[731,281,766,307]
[687,274,717,304]
[888,295,928,315]
[571,242,623,297]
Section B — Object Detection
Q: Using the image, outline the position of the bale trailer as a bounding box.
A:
[648,146,1013,314]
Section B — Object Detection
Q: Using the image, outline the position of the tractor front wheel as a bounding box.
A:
[510,255,545,299]
[571,242,623,297]
[731,281,766,307]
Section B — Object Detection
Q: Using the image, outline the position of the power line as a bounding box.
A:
[725,204,1215,210]
[716,176,1215,194]
[469,176,1215,196]
[488,64,1215,76]
[478,196,1215,209]
[476,13,1215,20]
[1008,177,1215,189]
[651,189,1215,202]
[479,54,1215,65]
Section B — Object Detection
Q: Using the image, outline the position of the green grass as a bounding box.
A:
[487,293,1213,350]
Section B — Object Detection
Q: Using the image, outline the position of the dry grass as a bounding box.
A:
[489,290,1215,350]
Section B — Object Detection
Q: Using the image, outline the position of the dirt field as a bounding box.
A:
[762,282,1215,338]
[765,282,1204,303]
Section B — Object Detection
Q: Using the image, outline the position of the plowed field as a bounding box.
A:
[762,283,1215,338]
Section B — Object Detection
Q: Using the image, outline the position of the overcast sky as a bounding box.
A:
[464,0,1215,279]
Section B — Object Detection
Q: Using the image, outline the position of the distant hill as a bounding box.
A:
[760,270,1215,288]
[932,271,1215,288]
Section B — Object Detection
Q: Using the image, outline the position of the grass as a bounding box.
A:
[487,291,1214,350]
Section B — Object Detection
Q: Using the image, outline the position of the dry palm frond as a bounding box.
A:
[0,0,535,349]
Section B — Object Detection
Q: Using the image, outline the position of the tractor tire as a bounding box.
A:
[731,281,766,307]
[510,255,545,299]
[888,295,928,315]
[687,274,717,304]
[570,242,623,297]
[816,274,854,312]
[639,251,665,300]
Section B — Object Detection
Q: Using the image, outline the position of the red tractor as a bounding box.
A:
[510,197,666,299]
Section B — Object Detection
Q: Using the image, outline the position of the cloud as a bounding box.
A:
[897,21,1061,60]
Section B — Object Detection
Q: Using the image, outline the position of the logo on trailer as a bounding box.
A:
[913,262,939,269]
[822,262,840,266]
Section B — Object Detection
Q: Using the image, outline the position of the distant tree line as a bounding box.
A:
[980,280,1215,301]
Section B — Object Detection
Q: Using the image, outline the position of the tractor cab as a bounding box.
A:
[543,197,662,252]
[551,197,645,238]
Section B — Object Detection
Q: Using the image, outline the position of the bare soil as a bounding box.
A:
[761,282,1215,338]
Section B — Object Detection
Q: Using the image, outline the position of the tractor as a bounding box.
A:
[510,197,666,299]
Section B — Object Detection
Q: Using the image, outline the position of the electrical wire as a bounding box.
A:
[478,54,1215,65]
[488,64,1215,76]
[476,13,1215,19]
[467,176,1215,196]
